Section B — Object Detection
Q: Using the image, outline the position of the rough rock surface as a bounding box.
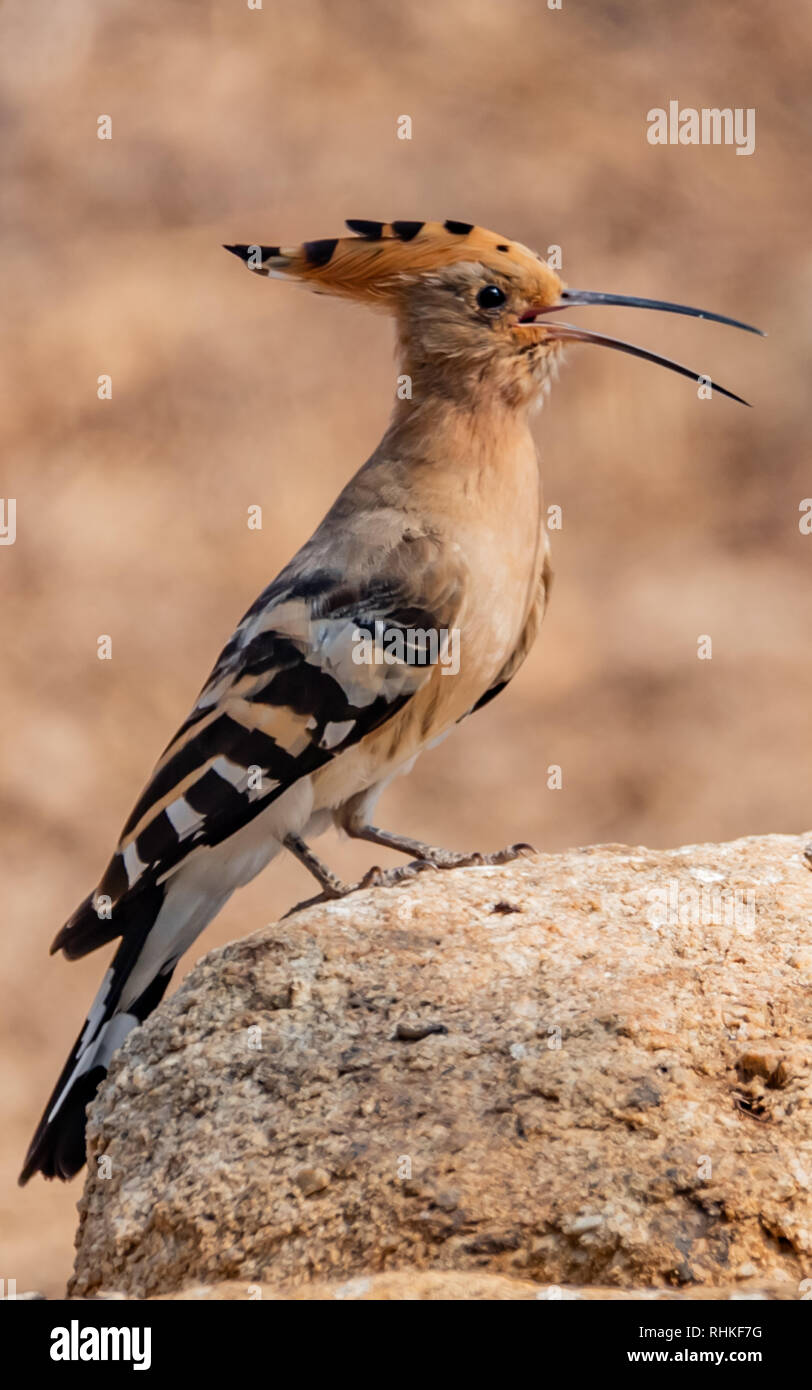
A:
[70,833,812,1299]
[145,1274,796,1301]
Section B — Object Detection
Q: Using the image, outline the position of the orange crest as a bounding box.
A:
[224,219,560,306]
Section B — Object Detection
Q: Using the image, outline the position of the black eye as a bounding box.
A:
[477,284,507,310]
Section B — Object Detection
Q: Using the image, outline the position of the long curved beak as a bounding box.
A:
[547,290,764,337]
[517,290,764,406]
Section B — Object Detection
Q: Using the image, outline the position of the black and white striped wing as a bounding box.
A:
[52,548,462,960]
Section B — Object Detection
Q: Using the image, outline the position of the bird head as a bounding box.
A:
[225,219,762,408]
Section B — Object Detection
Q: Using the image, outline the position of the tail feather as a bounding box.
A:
[23,819,266,1183]
[20,1059,108,1183]
[19,887,170,1185]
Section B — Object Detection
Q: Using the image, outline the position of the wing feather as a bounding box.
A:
[52,532,464,959]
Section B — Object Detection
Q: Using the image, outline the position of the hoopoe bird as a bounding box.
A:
[20,218,761,1184]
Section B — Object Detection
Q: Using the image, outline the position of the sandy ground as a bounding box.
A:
[1,0,810,1296]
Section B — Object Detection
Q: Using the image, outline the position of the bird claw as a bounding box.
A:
[285,842,536,915]
[420,842,537,870]
[486,841,537,864]
[365,843,537,882]
[358,860,438,891]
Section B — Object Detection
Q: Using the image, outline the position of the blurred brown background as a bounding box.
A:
[1,0,809,1296]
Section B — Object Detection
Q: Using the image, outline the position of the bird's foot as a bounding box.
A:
[283,859,437,913]
[282,832,536,916]
[357,859,440,890]
[417,841,536,869]
[343,821,536,870]
[357,842,537,889]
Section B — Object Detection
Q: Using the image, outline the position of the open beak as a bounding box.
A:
[517,290,765,406]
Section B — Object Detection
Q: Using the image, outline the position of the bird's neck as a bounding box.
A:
[384,396,535,481]
[394,343,538,416]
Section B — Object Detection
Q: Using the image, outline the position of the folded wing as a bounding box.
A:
[51,533,463,960]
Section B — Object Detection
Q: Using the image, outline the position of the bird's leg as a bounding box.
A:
[346,823,468,867]
[344,822,536,870]
[283,825,537,918]
[282,830,436,906]
[283,833,355,899]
